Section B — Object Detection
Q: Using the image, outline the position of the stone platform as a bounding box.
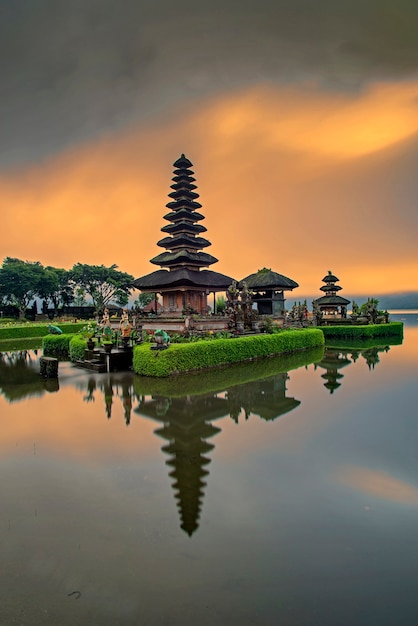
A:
[76,346,133,373]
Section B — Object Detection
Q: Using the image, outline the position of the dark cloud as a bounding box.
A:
[1,0,418,166]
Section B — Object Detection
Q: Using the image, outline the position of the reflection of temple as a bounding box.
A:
[135,394,226,536]
[316,349,351,393]
[227,373,300,422]
[316,345,392,392]
[134,372,301,535]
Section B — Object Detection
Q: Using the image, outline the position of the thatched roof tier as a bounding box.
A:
[173,154,194,169]
[150,250,219,267]
[238,269,298,291]
[171,177,197,188]
[166,199,203,210]
[163,209,205,222]
[157,235,211,249]
[168,189,200,200]
[314,295,350,306]
[320,284,342,293]
[161,222,207,234]
[133,268,235,291]
[322,271,339,283]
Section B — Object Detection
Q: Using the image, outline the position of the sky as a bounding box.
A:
[1,0,418,297]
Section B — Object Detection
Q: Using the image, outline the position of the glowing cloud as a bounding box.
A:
[336,465,418,505]
[1,80,418,295]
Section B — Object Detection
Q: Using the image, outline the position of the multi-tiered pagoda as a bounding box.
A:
[134,154,234,316]
[313,270,350,318]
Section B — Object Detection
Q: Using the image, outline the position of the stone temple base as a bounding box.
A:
[141,316,229,335]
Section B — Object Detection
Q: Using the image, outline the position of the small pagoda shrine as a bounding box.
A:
[313,270,350,320]
[134,155,234,322]
[238,268,298,317]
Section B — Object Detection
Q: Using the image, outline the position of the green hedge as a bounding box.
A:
[0,322,87,341]
[319,322,403,341]
[69,336,87,362]
[133,328,324,377]
[0,337,43,352]
[42,334,74,356]
[134,345,324,396]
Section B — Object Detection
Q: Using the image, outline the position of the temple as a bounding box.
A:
[313,270,350,320]
[238,268,298,317]
[133,154,234,316]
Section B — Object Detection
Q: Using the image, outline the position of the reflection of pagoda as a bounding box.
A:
[134,370,302,535]
[135,394,227,536]
[227,373,300,422]
[133,154,234,315]
[316,349,351,393]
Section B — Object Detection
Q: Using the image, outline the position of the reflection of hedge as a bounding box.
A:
[0,337,43,352]
[133,329,324,377]
[42,334,73,356]
[319,322,403,341]
[324,335,403,350]
[0,322,86,341]
[133,345,324,396]
[69,336,87,362]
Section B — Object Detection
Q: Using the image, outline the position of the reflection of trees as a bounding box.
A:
[0,350,59,402]
[82,373,135,425]
[316,345,392,392]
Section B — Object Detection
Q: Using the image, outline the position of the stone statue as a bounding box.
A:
[119,309,132,338]
[153,329,171,349]
[47,324,62,335]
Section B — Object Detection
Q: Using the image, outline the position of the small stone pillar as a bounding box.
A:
[40,356,59,378]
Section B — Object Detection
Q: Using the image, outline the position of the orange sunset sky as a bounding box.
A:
[1,0,417,297]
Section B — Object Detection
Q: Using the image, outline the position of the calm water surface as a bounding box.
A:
[0,314,417,625]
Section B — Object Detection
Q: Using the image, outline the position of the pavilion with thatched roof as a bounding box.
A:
[238,267,299,317]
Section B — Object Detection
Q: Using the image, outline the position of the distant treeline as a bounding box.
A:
[0,305,97,320]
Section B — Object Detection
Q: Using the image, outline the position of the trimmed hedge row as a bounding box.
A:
[69,336,87,362]
[42,334,74,357]
[134,344,324,396]
[133,328,324,377]
[0,337,43,352]
[0,322,87,341]
[320,322,403,341]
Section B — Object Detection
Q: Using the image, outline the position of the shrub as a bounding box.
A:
[42,334,73,356]
[0,321,87,341]
[319,322,403,341]
[133,328,324,377]
[69,335,87,362]
[133,344,325,396]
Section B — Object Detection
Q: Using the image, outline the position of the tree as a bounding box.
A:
[69,263,134,315]
[215,295,226,314]
[0,257,45,318]
[73,287,86,307]
[133,292,155,309]
[43,267,73,313]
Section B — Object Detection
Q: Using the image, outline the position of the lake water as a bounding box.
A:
[0,314,417,626]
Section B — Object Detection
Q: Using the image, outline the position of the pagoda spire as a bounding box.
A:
[150,154,218,271]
